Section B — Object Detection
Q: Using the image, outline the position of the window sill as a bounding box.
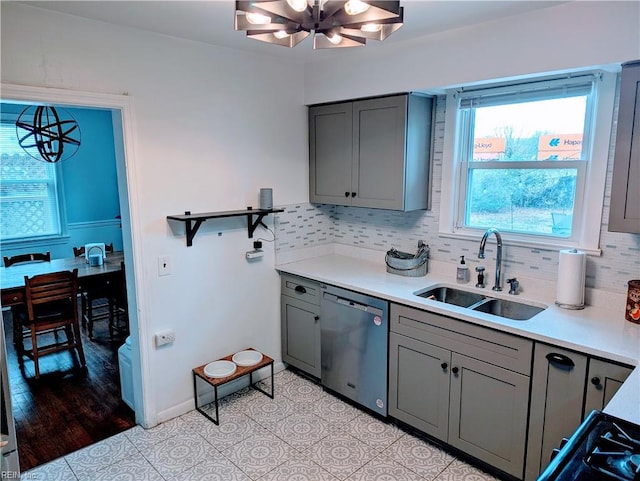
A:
[437,229,602,256]
[1,235,70,249]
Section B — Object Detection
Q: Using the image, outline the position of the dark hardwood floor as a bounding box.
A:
[3,306,136,472]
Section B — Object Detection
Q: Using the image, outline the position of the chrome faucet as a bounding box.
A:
[478,228,503,291]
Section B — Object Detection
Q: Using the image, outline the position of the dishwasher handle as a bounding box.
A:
[322,292,383,316]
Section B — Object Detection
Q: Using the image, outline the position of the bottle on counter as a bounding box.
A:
[457,255,470,284]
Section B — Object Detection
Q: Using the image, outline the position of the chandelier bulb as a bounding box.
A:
[344,0,370,15]
[327,33,343,45]
[245,12,272,24]
[361,23,382,32]
[286,0,308,12]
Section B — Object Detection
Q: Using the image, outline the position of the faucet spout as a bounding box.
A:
[478,228,503,291]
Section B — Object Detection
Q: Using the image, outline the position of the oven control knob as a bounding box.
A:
[559,437,569,448]
[550,448,561,462]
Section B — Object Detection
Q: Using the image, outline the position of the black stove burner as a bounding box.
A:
[538,411,640,481]
[586,422,640,481]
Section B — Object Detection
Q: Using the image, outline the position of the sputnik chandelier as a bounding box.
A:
[234,0,403,49]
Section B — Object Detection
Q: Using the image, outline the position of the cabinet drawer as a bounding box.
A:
[1,288,24,306]
[281,274,321,305]
[391,303,532,375]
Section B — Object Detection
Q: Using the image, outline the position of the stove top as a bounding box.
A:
[538,411,640,481]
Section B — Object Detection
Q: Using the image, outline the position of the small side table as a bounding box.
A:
[192,349,274,425]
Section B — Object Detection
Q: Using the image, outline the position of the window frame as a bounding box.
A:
[439,70,617,255]
[0,115,68,246]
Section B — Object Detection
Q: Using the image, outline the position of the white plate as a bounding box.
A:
[232,350,263,367]
[204,360,236,378]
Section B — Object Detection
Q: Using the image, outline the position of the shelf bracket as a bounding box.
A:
[186,218,205,247]
[247,213,268,239]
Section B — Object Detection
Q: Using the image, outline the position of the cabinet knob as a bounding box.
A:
[314,316,319,322]
[452,367,459,375]
[351,192,356,197]
[591,376,601,386]
[345,192,350,197]
[441,362,448,370]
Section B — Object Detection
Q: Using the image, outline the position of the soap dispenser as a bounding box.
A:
[457,256,470,284]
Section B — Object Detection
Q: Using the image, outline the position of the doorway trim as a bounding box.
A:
[1,82,152,428]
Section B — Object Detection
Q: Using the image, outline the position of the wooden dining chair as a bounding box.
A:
[108,261,129,339]
[3,252,52,347]
[20,269,86,379]
[73,243,117,339]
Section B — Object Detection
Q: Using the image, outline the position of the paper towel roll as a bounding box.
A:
[555,249,586,309]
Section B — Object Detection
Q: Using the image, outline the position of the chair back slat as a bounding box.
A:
[24,269,79,321]
[4,252,51,267]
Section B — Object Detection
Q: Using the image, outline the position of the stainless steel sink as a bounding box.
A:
[415,286,486,308]
[415,285,546,320]
[471,298,545,321]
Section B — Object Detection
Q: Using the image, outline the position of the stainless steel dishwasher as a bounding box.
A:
[320,285,389,416]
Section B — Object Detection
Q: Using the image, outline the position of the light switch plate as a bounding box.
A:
[158,255,171,276]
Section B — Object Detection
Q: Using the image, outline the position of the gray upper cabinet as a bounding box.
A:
[309,94,433,211]
[609,60,640,233]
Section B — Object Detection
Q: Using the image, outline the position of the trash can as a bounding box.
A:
[118,336,135,410]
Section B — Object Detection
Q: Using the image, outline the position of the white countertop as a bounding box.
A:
[276,245,640,424]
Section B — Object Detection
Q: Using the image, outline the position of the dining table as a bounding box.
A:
[0,251,125,308]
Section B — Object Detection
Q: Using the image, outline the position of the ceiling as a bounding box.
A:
[21,1,568,63]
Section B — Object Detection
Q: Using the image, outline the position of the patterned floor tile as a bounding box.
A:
[347,453,428,480]
[259,452,339,481]
[307,431,378,480]
[65,432,138,480]
[124,415,194,451]
[173,455,252,481]
[383,434,455,480]
[182,410,267,452]
[22,458,78,481]
[261,411,335,451]
[308,391,362,426]
[279,376,324,404]
[342,412,405,451]
[139,431,218,478]
[433,459,501,481]
[241,393,299,425]
[256,368,305,392]
[75,455,164,481]
[222,430,294,479]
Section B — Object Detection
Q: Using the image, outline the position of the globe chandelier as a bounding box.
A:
[234,0,404,49]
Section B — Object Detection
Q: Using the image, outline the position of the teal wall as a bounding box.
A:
[0,102,123,258]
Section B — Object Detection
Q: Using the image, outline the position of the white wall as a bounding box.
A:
[304,1,640,103]
[1,3,307,425]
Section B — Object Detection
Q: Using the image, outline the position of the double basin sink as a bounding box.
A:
[415,285,546,321]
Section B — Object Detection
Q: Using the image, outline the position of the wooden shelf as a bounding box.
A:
[167,208,284,246]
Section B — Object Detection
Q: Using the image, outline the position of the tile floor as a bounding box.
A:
[22,369,502,481]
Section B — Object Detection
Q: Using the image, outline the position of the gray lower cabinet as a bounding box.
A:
[525,344,633,481]
[525,344,589,481]
[609,60,640,233]
[584,358,633,414]
[388,303,532,479]
[309,93,433,211]
[280,274,321,378]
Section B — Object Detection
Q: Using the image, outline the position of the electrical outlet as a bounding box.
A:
[155,329,175,347]
[158,255,171,276]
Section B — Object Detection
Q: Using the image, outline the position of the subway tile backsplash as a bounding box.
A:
[275,96,639,295]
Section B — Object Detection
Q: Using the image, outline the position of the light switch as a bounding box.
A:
[158,255,171,276]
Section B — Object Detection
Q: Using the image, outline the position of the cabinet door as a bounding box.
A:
[584,358,632,415]
[525,344,588,481]
[281,295,321,378]
[388,333,450,441]
[352,96,407,210]
[609,61,640,233]
[309,102,353,205]
[449,353,529,479]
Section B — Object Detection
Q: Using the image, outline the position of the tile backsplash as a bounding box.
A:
[275,96,639,295]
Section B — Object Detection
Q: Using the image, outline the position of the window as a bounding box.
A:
[0,120,62,241]
[440,72,617,253]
